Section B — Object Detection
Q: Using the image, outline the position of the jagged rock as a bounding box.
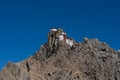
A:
[0,29,120,80]
[117,51,120,61]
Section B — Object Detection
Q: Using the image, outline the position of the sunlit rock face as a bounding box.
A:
[0,29,120,80]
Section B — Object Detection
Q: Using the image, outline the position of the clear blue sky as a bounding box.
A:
[0,0,120,70]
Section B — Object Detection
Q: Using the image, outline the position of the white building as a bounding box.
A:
[66,38,73,47]
[49,28,73,47]
[50,28,58,32]
[59,34,64,41]
[58,31,66,42]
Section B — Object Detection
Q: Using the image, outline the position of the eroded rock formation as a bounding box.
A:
[0,28,120,80]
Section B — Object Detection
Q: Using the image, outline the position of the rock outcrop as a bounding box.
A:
[0,28,120,80]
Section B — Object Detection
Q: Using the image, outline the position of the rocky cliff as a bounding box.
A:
[0,29,120,80]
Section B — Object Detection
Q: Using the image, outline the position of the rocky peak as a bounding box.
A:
[0,28,120,80]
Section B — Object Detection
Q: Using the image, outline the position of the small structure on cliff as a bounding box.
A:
[48,28,74,47]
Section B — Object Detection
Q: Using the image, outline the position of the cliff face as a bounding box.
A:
[0,29,120,80]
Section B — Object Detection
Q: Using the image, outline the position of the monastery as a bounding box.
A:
[48,28,74,47]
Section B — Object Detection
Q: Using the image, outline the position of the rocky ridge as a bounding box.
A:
[0,28,120,80]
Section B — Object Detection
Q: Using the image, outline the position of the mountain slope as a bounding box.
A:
[0,29,120,80]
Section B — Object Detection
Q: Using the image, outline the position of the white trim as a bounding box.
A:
[61,32,66,35]
[50,28,57,32]
[59,35,64,41]
[66,38,73,46]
